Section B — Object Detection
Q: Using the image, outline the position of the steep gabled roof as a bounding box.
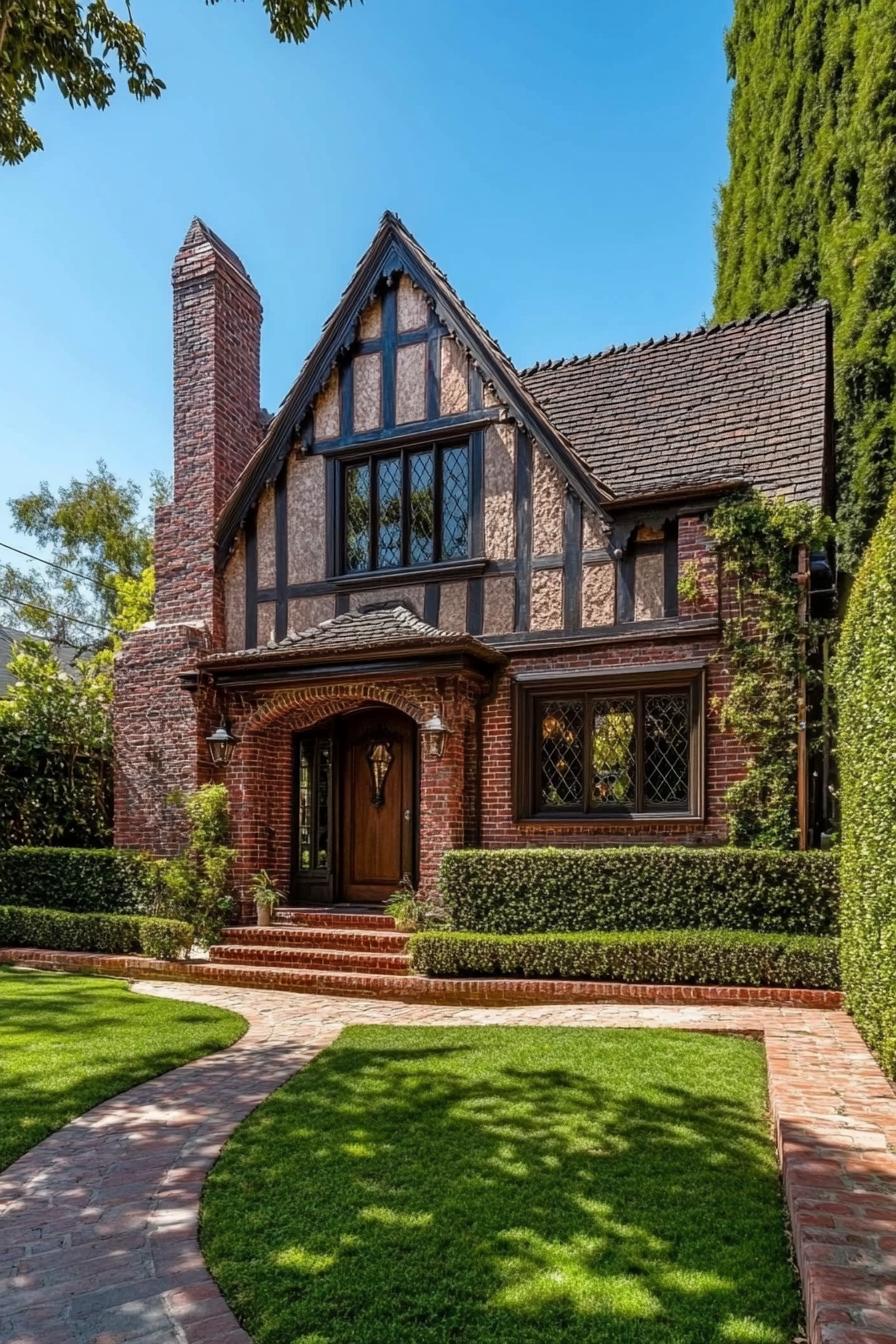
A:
[519,301,831,504]
[215,213,613,560]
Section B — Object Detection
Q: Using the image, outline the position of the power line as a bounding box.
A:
[0,541,122,594]
[0,592,117,636]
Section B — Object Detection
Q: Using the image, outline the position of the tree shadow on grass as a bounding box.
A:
[202,1026,800,1344]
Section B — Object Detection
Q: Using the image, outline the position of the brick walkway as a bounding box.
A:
[0,984,894,1344]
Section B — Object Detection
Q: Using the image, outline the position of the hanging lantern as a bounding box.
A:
[206,718,239,767]
[367,740,394,806]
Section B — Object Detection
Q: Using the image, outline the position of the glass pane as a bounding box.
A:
[344,463,370,572]
[644,693,690,806]
[441,445,469,560]
[590,697,636,808]
[298,740,313,871]
[539,700,585,808]
[315,740,331,868]
[409,451,434,565]
[377,457,402,569]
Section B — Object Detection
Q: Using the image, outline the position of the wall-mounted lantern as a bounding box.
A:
[206,718,239,767]
[421,714,452,760]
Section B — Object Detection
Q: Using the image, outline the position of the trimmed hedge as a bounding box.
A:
[836,490,896,1077]
[0,847,160,914]
[0,906,193,960]
[439,847,838,936]
[409,929,840,990]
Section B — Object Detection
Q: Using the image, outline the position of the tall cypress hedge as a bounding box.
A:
[836,490,896,1075]
[715,0,896,565]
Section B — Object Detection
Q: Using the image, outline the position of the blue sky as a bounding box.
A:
[0,0,732,563]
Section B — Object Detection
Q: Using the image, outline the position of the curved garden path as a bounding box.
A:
[0,981,895,1344]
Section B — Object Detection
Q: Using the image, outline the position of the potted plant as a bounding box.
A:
[384,887,449,933]
[247,870,283,927]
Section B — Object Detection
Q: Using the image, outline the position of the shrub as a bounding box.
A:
[409,929,840,990]
[0,905,193,959]
[439,847,839,936]
[0,846,160,913]
[836,489,896,1076]
[157,784,235,946]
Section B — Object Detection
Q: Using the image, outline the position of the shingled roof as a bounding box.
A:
[520,301,831,505]
[201,605,505,667]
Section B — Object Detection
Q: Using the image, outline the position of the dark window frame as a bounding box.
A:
[512,663,706,823]
[336,437,472,577]
[616,519,679,623]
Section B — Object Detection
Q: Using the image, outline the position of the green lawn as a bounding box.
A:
[0,966,246,1171]
[201,1026,801,1344]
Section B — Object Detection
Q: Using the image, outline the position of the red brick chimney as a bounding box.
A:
[154,219,263,642]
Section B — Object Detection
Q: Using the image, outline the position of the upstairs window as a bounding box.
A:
[342,440,470,574]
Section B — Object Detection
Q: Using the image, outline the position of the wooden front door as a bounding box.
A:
[340,709,416,903]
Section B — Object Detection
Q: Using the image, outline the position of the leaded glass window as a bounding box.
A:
[531,683,697,816]
[297,734,332,874]
[340,441,470,573]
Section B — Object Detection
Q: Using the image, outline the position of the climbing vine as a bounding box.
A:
[702,490,834,849]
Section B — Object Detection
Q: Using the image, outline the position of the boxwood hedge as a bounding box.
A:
[0,905,193,960]
[409,929,840,990]
[439,847,838,936]
[836,490,896,1076]
[0,847,160,914]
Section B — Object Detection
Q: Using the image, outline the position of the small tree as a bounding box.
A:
[0,638,112,847]
[158,784,236,946]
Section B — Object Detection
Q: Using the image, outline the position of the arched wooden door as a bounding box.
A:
[340,709,417,903]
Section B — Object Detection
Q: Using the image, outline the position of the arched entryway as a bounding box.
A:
[293,706,418,905]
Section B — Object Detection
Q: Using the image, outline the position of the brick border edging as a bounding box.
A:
[0,947,844,1010]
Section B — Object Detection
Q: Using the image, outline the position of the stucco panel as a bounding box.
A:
[287,595,335,631]
[287,453,326,585]
[532,447,565,555]
[348,585,425,618]
[353,352,382,432]
[314,369,340,441]
[582,562,615,627]
[530,567,564,631]
[256,601,277,646]
[484,423,515,559]
[634,550,665,621]
[582,508,608,552]
[396,342,426,424]
[255,487,276,588]
[439,581,468,633]
[223,535,245,651]
[483,573,515,635]
[358,296,382,340]
[397,275,429,332]
[439,337,468,416]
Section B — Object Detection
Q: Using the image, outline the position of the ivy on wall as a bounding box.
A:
[698,490,833,848]
[715,0,896,567]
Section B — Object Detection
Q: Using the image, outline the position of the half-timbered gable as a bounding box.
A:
[114,214,832,912]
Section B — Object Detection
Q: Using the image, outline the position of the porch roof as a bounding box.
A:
[199,604,506,675]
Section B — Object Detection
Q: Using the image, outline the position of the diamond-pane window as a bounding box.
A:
[441,446,469,560]
[377,457,402,568]
[539,700,585,808]
[644,693,690,806]
[590,697,636,808]
[344,463,370,572]
[341,442,470,573]
[409,451,434,565]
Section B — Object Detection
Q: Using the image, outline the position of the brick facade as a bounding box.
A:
[113,217,816,896]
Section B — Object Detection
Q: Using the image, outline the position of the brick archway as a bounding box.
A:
[241,682,432,737]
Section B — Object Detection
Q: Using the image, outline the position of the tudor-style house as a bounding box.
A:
[113,214,832,912]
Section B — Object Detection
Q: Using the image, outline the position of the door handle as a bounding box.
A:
[404,810,411,821]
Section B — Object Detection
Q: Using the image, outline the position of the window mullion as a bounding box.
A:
[433,444,443,563]
[635,692,645,813]
[400,449,410,567]
[369,456,378,570]
[583,694,593,816]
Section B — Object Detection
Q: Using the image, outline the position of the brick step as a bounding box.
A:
[273,907,396,931]
[209,943,410,975]
[221,925,410,953]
